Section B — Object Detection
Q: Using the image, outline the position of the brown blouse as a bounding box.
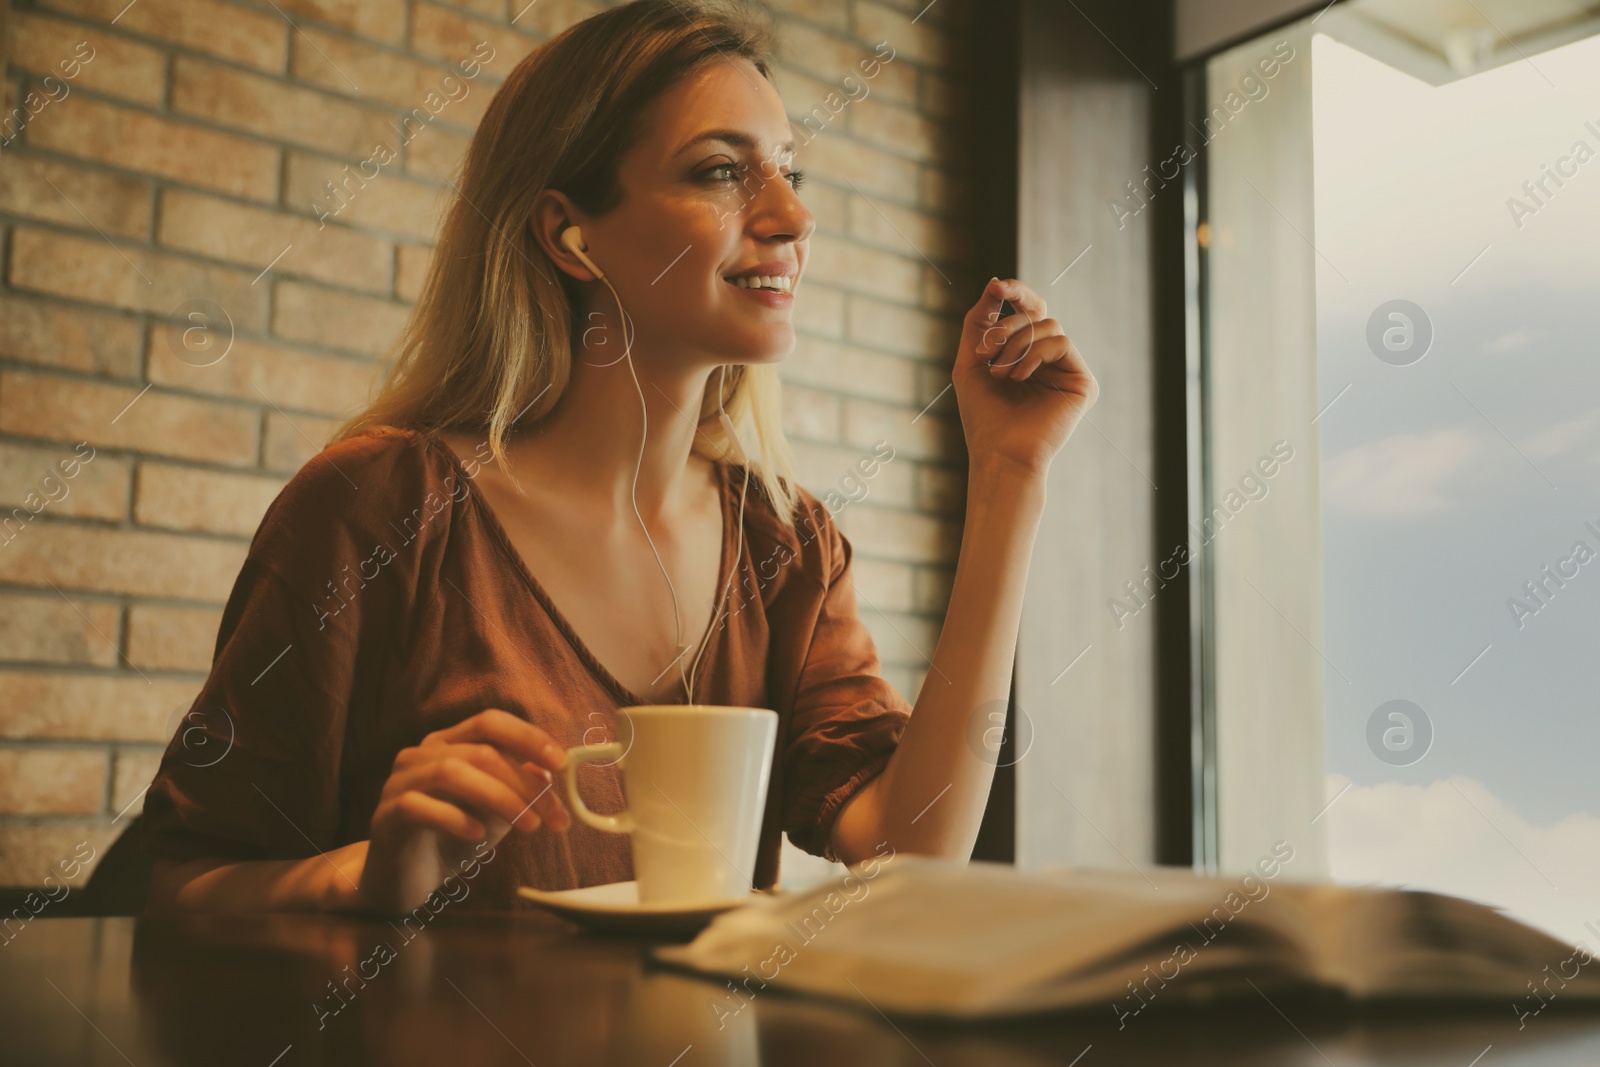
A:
[141,427,912,909]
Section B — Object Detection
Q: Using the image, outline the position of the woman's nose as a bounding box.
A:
[753,173,814,243]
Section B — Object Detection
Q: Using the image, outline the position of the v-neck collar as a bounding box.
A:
[420,430,735,708]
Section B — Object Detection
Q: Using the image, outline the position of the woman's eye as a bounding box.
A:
[699,163,805,192]
[703,162,744,183]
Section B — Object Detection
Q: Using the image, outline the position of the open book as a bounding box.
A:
[650,855,1600,1021]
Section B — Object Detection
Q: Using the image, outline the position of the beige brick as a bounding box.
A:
[775,20,890,86]
[289,25,500,131]
[781,383,841,442]
[134,461,286,537]
[270,280,411,358]
[0,294,142,378]
[263,411,340,473]
[0,820,117,885]
[796,177,846,236]
[772,62,841,133]
[25,94,280,202]
[779,0,849,30]
[788,37,919,112]
[409,5,536,69]
[845,293,959,359]
[852,3,958,71]
[0,370,260,468]
[0,520,247,601]
[913,361,955,410]
[0,591,121,667]
[836,502,959,565]
[795,129,925,205]
[793,440,915,509]
[7,11,168,107]
[111,746,165,819]
[285,151,450,243]
[848,555,916,613]
[275,0,407,45]
[791,282,845,339]
[918,164,963,215]
[879,664,919,704]
[440,0,501,18]
[847,189,964,263]
[127,604,222,673]
[508,0,607,38]
[42,0,289,72]
[868,0,971,28]
[786,333,915,404]
[171,56,396,159]
[9,227,270,332]
[920,262,966,314]
[919,68,959,121]
[0,441,130,521]
[0,748,107,814]
[402,125,471,183]
[147,328,381,419]
[914,562,957,613]
[395,244,433,301]
[806,234,921,305]
[858,607,940,668]
[842,395,961,462]
[157,188,393,294]
[0,671,200,741]
[0,152,151,240]
[916,462,966,515]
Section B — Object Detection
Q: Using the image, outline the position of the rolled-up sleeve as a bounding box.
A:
[781,513,912,861]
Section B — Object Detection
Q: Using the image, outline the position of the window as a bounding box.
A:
[1200,0,1600,944]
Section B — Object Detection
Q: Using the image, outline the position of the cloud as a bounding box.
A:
[1480,328,1548,356]
[1322,773,1600,946]
[1525,409,1600,462]
[1321,429,1485,518]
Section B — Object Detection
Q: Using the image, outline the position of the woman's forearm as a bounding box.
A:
[146,843,368,915]
[831,457,1048,864]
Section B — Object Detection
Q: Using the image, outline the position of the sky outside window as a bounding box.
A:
[1311,28,1600,945]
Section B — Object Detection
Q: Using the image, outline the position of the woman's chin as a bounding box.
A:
[718,328,795,365]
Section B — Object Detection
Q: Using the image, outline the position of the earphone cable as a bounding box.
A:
[684,364,751,702]
[596,271,691,703]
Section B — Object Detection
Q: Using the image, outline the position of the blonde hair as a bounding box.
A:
[331,0,799,523]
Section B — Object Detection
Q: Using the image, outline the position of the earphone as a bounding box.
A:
[559,225,752,704]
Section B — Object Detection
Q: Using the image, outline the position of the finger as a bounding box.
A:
[433,709,568,773]
[1008,334,1071,381]
[976,311,1048,364]
[518,760,572,831]
[389,791,486,842]
[984,316,1061,371]
[424,758,545,832]
[1033,335,1098,395]
[453,743,557,818]
[959,277,1017,370]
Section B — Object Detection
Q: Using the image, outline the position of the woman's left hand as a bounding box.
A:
[952,276,1099,476]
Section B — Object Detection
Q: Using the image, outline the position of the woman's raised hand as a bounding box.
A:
[358,708,572,914]
[952,277,1099,477]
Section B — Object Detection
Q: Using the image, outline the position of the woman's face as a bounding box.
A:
[557,56,813,370]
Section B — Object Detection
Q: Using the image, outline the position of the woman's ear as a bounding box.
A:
[531,190,599,282]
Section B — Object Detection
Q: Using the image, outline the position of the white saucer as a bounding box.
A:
[516,880,763,936]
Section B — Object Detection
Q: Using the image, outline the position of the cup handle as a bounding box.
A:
[564,743,636,834]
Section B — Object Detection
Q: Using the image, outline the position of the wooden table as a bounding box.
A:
[6,910,1600,1066]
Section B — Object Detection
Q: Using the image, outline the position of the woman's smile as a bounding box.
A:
[722,259,799,307]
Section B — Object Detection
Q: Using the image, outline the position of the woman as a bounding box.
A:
[142,0,1096,915]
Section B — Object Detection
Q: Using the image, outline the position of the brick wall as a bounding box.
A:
[0,0,977,887]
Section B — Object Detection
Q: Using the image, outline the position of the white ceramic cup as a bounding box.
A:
[564,705,778,906]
